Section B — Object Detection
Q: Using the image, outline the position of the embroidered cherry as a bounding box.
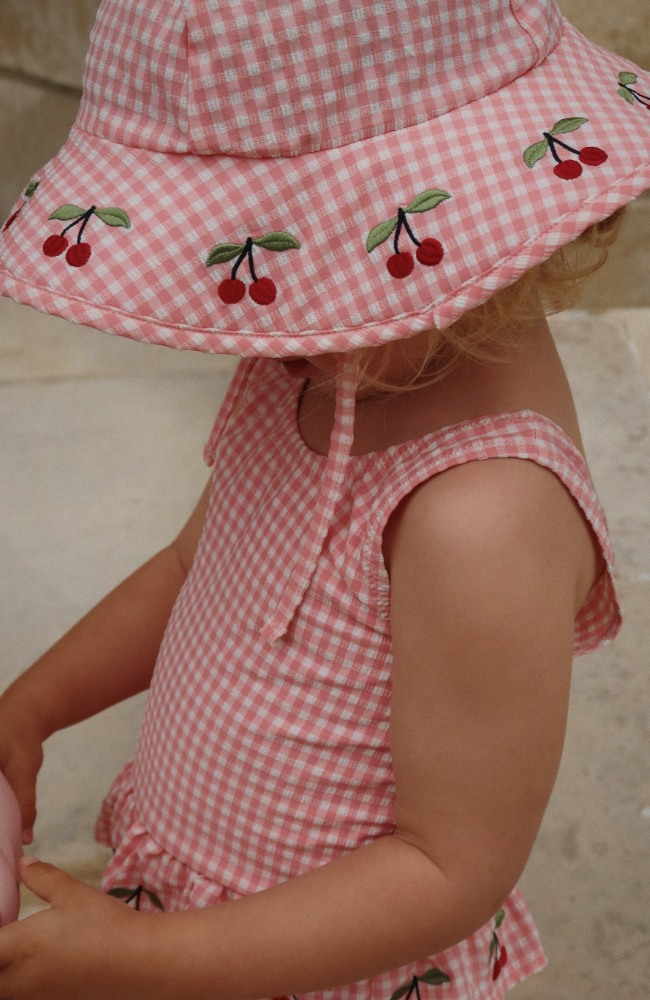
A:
[43,203,131,265]
[43,234,69,256]
[488,909,506,982]
[523,118,608,179]
[206,231,299,306]
[66,242,92,267]
[579,146,608,166]
[2,179,39,234]
[366,189,451,280]
[416,237,444,266]
[387,251,414,279]
[218,278,246,304]
[617,71,650,109]
[249,275,277,305]
[554,160,583,180]
[2,212,19,233]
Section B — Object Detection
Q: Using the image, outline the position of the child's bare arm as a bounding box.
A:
[0,457,596,999]
[0,478,212,842]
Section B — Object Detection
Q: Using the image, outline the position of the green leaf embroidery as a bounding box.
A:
[252,231,300,252]
[619,71,637,85]
[494,909,505,929]
[95,207,131,228]
[389,983,413,1000]
[48,204,85,221]
[523,138,549,168]
[404,189,451,213]
[618,86,635,104]
[143,888,165,911]
[489,936,496,964]
[25,180,39,198]
[417,968,451,986]
[206,243,245,266]
[107,887,133,899]
[366,216,398,253]
[549,117,588,135]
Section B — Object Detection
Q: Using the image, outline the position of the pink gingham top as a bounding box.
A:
[96,358,621,1000]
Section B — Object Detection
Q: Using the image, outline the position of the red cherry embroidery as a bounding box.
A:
[249,276,277,305]
[366,189,451,280]
[488,909,506,981]
[554,160,583,180]
[206,232,299,307]
[2,180,40,234]
[218,278,246,304]
[66,242,92,267]
[43,234,69,257]
[43,204,130,265]
[387,252,414,278]
[524,119,608,181]
[2,211,20,233]
[579,146,608,165]
[416,237,444,266]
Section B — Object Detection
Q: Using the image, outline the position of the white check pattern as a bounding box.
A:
[96,360,621,1000]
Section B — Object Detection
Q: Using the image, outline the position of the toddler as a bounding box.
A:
[0,1,648,998]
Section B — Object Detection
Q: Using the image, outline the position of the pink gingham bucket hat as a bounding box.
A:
[1,0,650,359]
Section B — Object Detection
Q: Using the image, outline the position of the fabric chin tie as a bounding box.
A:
[203,356,257,468]
[261,353,359,645]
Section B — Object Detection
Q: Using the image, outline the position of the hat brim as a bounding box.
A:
[1,20,649,358]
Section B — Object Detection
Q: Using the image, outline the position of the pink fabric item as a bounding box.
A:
[95,359,621,999]
[0,772,21,927]
[1,3,649,356]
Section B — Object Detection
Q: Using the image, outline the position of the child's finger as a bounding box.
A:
[18,856,80,906]
[3,756,40,839]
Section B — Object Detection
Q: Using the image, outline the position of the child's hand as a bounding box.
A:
[0,709,44,845]
[0,857,146,1000]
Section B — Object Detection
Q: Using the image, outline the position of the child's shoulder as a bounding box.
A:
[383,448,602,618]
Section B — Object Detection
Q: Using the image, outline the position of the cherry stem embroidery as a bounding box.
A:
[61,206,96,243]
[230,236,259,282]
[621,84,650,106]
[542,134,580,163]
[124,886,143,910]
[393,207,421,253]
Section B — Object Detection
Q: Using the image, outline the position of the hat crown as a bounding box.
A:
[81,0,563,158]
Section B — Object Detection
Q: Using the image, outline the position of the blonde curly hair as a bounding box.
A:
[354,206,627,394]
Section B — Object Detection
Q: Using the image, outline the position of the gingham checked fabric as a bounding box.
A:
[95,359,621,1000]
[1,4,649,356]
[76,0,562,158]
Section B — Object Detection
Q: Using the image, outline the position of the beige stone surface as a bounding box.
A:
[558,0,650,70]
[510,309,650,999]
[0,75,80,222]
[580,193,650,312]
[513,579,650,1000]
[0,0,100,89]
